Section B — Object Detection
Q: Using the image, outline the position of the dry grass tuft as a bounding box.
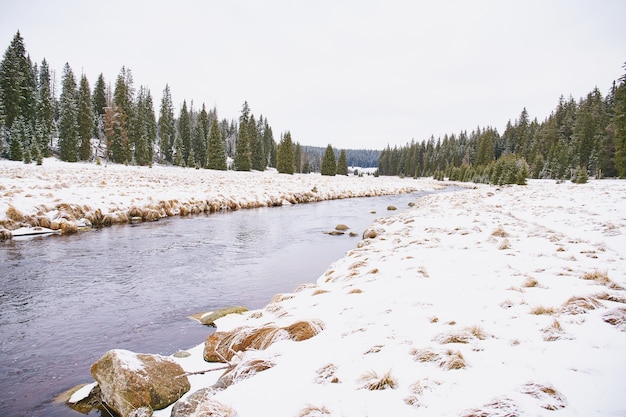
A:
[542,319,570,342]
[522,277,539,288]
[6,205,25,222]
[433,325,487,344]
[601,307,626,331]
[582,270,624,290]
[359,369,397,390]
[311,289,330,296]
[272,293,295,303]
[347,288,363,294]
[560,295,602,315]
[520,382,567,410]
[214,355,276,390]
[529,306,556,315]
[297,404,331,417]
[460,397,520,417]
[204,320,324,362]
[315,363,340,384]
[595,292,626,304]
[498,239,511,250]
[410,348,467,370]
[491,226,509,238]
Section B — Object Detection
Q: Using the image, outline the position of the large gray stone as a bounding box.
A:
[90,349,190,417]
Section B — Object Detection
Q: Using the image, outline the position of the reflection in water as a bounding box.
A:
[0,190,438,417]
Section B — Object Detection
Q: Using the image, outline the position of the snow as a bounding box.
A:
[162,179,626,417]
[2,159,625,416]
[0,158,429,232]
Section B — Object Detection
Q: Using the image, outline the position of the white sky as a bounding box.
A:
[1,0,625,149]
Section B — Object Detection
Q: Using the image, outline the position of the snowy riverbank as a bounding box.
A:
[4,159,625,416]
[0,158,435,238]
[148,179,626,416]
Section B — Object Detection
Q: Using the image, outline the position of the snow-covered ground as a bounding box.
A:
[3,159,625,416]
[0,158,427,235]
[161,179,626,416]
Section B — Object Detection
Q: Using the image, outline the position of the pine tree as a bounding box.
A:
[157,84,175,162]
[321,144,336,176]
[276,131,294,174]
[58,63,79,162]
[234,101,251,171]
[77,74,93,161]
[206,117,227,170]
[336,149,348,175]
[192,104,209,167]
[294,142,302,173]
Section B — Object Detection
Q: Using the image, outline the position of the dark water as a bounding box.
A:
[0,191,435,417]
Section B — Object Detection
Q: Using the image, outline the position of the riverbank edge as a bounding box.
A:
[0,158,450,240]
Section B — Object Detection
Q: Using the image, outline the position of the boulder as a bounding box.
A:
[204,320,324,362]
[90,349,190,417]
[362,226,385,239]
[190,306,249,326]
[171,388,237,417]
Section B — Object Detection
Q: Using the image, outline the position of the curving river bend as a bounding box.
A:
[0,190,439,417]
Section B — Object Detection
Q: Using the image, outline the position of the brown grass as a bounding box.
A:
[461,397,520,417]
[410,348,467,370]
[204,320,324,362]
[214,356,276,390]
[529,306,556,315]
[359,369,397,390]
[520,382,567,410]
[491,226,509,237]
[315,363,340,384]
[297,404,331,417]
[498,239,511,250]
[522,277,539,288]
[601,307,626,330]
[6,205,25,222]
[582,270,624,290]
[560,295,602,315]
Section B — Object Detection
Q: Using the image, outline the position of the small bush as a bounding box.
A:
[522,277,539,288]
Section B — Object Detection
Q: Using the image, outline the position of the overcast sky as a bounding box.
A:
[1,0,625,149]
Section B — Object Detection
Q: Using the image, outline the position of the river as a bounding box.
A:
[0,190,437,417]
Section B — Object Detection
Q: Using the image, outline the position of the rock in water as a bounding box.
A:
[90,349,190,417]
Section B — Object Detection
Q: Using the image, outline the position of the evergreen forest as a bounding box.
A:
[378,63,626,182]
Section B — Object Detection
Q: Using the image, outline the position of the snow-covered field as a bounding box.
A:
[3,159,625,416]
[159,179,626,416]
[0,158,426,236]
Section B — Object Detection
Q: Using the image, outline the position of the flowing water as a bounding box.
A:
[0,190,437,417]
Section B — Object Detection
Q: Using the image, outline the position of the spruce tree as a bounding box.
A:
[207,117,227,170]
[157,84,175,162]
[112,67,134,163]
[77,74,94,161]
[104,101,127,163]
[336,149,348,175]
[321,144,336,176]
[9,115,25,161]
[0,31,36,130]
[37,59,54,156]
[58,63,79,162]
[613,63,626,177]
[276,131,294,174]
[234,101,251,171]
[294,142,302,173]
[177,100,191,165]
[92,73,107,140]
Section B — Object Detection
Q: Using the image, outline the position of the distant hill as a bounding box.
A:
[302,146,381,171]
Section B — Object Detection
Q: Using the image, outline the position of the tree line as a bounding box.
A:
[378,63,626,182]
[0,31,344,175]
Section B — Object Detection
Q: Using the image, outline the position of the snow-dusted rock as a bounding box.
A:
[90,349,190,417]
